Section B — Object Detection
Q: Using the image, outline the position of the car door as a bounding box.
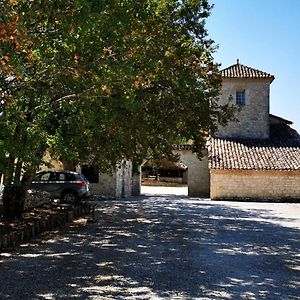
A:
[48,172,67,198]
[31,172,52,193]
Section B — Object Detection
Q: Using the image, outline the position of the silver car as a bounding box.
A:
[31,170,90,203]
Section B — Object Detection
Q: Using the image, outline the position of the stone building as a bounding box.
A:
[208,61,300,200]
[128,60,300,200]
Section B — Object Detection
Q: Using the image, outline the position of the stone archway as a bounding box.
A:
[132,147,210,198]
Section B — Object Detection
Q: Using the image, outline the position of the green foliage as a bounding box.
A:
[0,0,234,186]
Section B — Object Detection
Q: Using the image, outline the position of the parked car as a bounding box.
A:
[31,170,90,203]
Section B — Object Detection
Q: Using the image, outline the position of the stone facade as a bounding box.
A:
[211,169,300,200]
[89,160,132,199]
[217,78,271,139]
[209,61,300,201]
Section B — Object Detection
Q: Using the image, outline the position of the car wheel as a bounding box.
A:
[61,191,78,204]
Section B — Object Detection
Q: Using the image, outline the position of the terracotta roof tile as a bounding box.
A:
[221,61,274,82]
[208,124,300,170]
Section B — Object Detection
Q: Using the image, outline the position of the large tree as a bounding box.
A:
[0,0,233,218]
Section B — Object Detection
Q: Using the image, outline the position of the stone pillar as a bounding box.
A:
[177,150,210,198]
[123,160,133,198]
[132,165,142,196]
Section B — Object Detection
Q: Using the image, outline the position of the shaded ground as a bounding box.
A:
[0,195,299,299]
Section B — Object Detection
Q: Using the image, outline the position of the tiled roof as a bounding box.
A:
[208,124,300,170]
[221,60,275,82]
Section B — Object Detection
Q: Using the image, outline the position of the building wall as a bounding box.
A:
[90,160,132,199]
[217,78,271,139]
[211,169,300,200]
[90,172,117,199]
[175,150,210,197]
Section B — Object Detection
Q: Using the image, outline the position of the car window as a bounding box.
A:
[66,173,75,181]
[40,172,51,181]
[58,173,66,181]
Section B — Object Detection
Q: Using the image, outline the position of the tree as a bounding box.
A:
[0,0,234,219]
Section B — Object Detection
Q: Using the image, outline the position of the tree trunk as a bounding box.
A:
[2,185,26,220]
[14,158,23,184]
[2,159,35,220]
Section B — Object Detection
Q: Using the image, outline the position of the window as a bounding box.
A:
[58,173,66,181]
[40,172,51,181]
[236,91,245,106]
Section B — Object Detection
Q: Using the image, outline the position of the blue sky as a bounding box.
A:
[206,0,300,132]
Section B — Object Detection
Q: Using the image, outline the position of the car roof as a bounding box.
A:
[37,170,79,175]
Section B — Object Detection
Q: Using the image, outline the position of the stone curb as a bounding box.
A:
[0,202,91,252]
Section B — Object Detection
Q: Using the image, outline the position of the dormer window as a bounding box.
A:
[236,91,245,106]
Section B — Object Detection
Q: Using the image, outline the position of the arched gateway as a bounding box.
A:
[87,145,210,199]
[131,145,210,198]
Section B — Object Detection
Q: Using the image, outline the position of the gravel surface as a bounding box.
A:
[0,192,300,299]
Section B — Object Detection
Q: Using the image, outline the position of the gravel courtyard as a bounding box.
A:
[0,193,300,299]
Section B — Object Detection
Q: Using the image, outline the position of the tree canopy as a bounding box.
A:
[0,0,233,186]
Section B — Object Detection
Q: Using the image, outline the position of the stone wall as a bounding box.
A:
[217,78,271,139]
[90,172,117,198]
[0,203,91,251]
[90,160,132,199]
[159,177,184,183]
[211,169,300,200]
[175,150,210,197]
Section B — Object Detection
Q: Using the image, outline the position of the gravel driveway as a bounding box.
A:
[0,194,300,299]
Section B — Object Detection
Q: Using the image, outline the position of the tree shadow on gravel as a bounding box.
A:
[0,196,299,299]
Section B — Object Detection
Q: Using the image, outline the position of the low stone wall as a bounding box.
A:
[0,202,91,251]
[24,190,52,210]
[211,169,300,200]
[158,177,184,184]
